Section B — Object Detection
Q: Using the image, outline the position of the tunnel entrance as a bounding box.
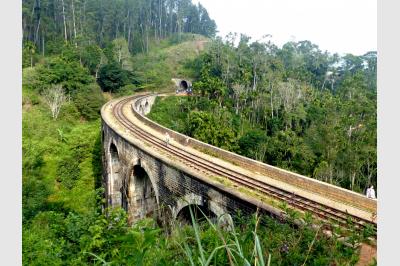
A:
[109,143,122,207]
[177,204,217,225]
[130,164,157,219]
[180,80,188,90]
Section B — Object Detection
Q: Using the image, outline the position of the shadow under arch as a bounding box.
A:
[176,204,217,224]
[174,193,233,228]
[109,142,122,207]
[127,162,158,220]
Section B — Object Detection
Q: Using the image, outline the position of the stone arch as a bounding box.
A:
[209,201,234,230]
[173,193,232,227]
[126,158,159,220]
[128,158,160,205]
[108,142,122,207]
[174,193,217,223]
[173,193,203,219]
[177,204,217,223]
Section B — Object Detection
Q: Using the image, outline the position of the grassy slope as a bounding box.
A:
[132,34,209,91]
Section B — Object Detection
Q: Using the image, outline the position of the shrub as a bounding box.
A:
[81,44,103,75]
[238,129,268,159]
[74,83,105,121]
[34,56,93,94]
[97,63,130,92]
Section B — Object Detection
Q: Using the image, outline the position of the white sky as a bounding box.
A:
[193,0,377,56]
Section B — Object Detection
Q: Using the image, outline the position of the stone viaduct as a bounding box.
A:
[101,93,377,230]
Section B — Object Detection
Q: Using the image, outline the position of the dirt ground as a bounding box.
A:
[356,244,377,266]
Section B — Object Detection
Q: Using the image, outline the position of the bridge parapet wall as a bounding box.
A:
[131,94,376,214]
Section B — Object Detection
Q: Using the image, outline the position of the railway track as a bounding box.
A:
[111,95,376,235]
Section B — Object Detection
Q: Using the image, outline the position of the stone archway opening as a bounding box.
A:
[109,143,122,207]
[177,204,217,225]
[129,164,157,219]
[180,80,188,90]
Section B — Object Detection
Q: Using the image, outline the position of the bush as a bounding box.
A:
[97,63,130,92]
[74,83,105,121]
[57,101,81,123]
[34,56,93,94]
[22,67,41,91]
[238,129,268,159]
[81,44,103,75]
[186,111,238,151]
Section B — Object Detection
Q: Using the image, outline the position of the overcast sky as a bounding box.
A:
[193,0,376,56]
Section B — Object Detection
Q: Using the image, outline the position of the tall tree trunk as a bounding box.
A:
[270,81,274,119]
[351,171,356,191]
[71,0,77,46]
[61,0,68,41]
[252,64,257,91]
[34,19,41,45]
[42,34,45,56]
[159,0,162,39]
[82,0,87,35]
[146,24,149,53]
[126,9,130,44]
[127,25,131,50]
[367,158,373,186]
[33,0,41,45]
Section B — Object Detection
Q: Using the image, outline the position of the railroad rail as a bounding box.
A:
[107,94,377,236]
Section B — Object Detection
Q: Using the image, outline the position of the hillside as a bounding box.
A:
[132,34,210,91]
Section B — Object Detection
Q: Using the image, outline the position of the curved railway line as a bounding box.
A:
[110,94,377,236]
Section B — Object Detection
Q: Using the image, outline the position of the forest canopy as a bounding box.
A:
[23,0,217,55]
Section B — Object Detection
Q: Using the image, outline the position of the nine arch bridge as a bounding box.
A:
[101,93,377,233]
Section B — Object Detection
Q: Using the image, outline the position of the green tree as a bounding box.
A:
[238,129,267,160]
[112,38,133,71]
[186,111,238,151]
[81,44,103,77]
[97,63,130,92]
[23,41,36,68]
[34,56,93,94]
[74,84,105,121]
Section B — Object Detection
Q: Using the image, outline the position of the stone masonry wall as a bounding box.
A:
[102,122,262,224]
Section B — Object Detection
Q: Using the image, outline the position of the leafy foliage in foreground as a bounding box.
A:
[23,201,362,266]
